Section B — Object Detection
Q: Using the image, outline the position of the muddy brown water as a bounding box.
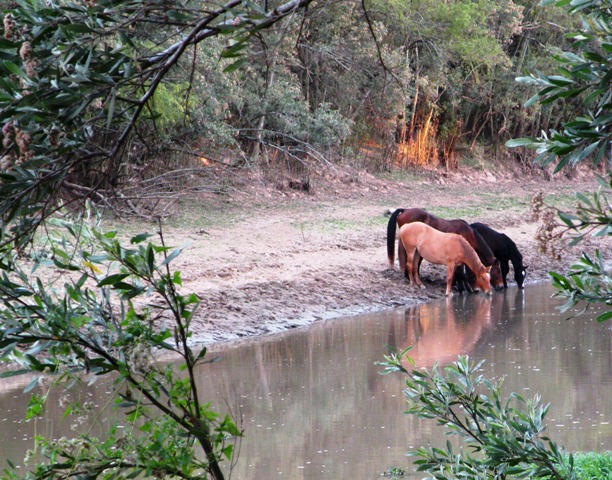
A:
[1,284,611,478]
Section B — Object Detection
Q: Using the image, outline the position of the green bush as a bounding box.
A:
[379,348,581,479]
[0,207,240,479]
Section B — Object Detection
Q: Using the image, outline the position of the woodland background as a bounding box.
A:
[115,0,578,184]
[1,0,589,224]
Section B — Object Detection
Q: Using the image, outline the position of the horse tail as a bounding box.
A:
[387,208,405,269]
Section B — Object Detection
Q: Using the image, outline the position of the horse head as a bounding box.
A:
[490,259,504,290]
[475,265,492,295]
[466,257,502,292]
[514,265,528,289]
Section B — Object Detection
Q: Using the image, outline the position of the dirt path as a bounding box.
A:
[157,168,610,346]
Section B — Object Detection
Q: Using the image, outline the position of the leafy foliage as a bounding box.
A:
[0,0,314,245]
[506,2,612,322]
[378,349,577,479]
[506,0,611,172]
[0,208,240,479]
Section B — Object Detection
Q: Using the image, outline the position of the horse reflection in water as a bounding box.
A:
[398,294,495,368]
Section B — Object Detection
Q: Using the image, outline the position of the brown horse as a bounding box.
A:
[387,208,503,291]
[398,222,492,296]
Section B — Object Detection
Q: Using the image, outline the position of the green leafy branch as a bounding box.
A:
[378,349,575,479]
[0,0,314,247]
[550,249,612,323]
[0,210,240,479]
[506,0,611,173]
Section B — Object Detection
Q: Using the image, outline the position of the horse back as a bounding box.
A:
[471,222,522,264]
[500,232,523,265]
[470,228,496,265]
[439,220,494,266]
[402,222,472,266]
[396,208,430,226]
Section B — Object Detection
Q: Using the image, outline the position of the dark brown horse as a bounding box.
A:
[387,208,503,291]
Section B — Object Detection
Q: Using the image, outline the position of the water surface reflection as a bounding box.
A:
[1,284,610,479]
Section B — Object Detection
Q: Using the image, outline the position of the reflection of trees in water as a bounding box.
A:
[198,292,540,477]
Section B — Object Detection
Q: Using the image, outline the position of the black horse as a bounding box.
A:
[470,222,528,289]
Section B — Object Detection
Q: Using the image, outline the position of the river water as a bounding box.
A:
[1,283,611,478]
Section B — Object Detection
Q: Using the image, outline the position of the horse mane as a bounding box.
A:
[446,220,495,266]
[459,237,486,274]
[502,233,524,267]
[470,228,496,265]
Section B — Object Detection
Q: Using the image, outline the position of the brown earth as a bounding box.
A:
[155,164,611,347]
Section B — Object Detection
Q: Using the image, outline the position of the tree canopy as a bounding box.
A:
[1,0,314,244]
[1,0,594,243]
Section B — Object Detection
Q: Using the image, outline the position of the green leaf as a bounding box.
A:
[147,244,155,273]
[524,92,542,107]
[23,376,40,393]
[558,211,579,227]
[25,394,44,420]
[195,347,207,362]
[596,311,612,322]
[161,245,187,266]
[223,58,246,73]
[546,75,574,86]
[572,141,599,164]
[106,90,116,129]
[505,138,538,148]
[0,368,31,378]
[131,233,153,244]
[97,273,130,287]
[2,60,28,80]
[220,41,248,59]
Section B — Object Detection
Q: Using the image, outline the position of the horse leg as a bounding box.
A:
[454,266,474,294]
[398,240,408,278]
[412,250,425,289]
[445,263,456,296]
[501,260,510,288]
[406,248,419,287]
[452,266,463,293]
[463,267,476,293]
[465,267,476,293]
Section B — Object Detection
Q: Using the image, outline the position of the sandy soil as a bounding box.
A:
[159,166,611,347]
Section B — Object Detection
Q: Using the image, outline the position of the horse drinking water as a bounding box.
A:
[387,208,503,291]
[470,222,528,288]
[398,222,492,296]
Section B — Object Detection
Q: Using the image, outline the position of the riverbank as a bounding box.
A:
[138,165,611,346]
